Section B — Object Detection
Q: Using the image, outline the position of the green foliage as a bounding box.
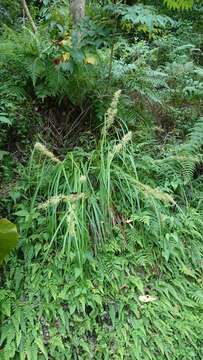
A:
[39,0,70,36]
[163,0,194,10]
[0,219,19,263]
[1,88,203,357]
[105,3,174,33]
[0,0,203,359]
[0,0,20,30]
[0,27,100,104]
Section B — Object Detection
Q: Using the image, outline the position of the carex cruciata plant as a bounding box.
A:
[21,92,183,271]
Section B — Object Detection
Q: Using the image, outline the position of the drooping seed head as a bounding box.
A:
[102,90,121,135]
[111,131,132,157]
[34,142,61,164]
[38,193,86,209]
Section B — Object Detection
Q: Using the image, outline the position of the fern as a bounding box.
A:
[188,288,203,305]
[105,4,174,32]
[163,0,194,10]
[111,40,169,105]
[153,118,203,185]
[184,117,203,152]
[183,79,203,98]
[25,58,46,86]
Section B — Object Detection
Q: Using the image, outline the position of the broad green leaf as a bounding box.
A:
[0,150,9,160]
[1,299,11,316]
[0,219,19,263]
[0,116,12,125]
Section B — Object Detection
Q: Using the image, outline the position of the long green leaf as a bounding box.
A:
[0,219,19,263]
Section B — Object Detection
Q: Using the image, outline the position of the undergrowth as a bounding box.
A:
[1,93,203,359]
[0,1,203,359]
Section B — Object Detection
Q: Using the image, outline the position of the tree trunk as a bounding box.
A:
[21,0,37,33]
[70,0,86,25]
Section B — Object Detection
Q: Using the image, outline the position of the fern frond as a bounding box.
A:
[188,117,203,150]
[105,4,174,32]
[163,0,194,10]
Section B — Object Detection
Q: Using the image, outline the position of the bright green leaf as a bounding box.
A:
[0,219,19,263]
